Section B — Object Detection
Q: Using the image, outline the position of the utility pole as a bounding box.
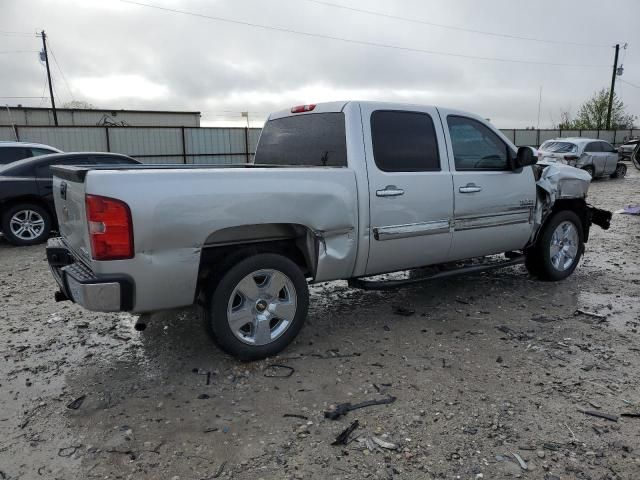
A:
[40,30,58,126]
[605,43,620,130]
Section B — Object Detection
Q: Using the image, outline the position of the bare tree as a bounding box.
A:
[61,100,95,109]
[558,89,635,129]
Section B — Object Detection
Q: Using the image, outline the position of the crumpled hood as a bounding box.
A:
[535,162,591,203]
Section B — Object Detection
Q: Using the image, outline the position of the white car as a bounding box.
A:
[0,141,62,165]
[538,138,626,179]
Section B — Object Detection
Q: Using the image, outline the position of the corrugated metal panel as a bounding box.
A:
[248,128,261,152]
[187,154,246,165]
[581,130,599,139]
[598,130,615,143]
[614,130,634,144]
[632,129,640,138]
[560,130,580,138]
[109,127,182,157]
[0,126,18,141]
[0,108,199,126]
[133,155,184,164]
[514,130,537,147]
[499,129,515,143]
[16,127,107,151]
[539,130,560,144]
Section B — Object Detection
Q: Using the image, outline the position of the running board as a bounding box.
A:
[348,256,525,291]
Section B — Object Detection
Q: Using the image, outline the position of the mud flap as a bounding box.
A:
[588,205,612,230]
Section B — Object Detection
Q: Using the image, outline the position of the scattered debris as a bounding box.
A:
[614,204,640,215]
[579,409,619,422]
[211,461,227,479]
[620,412,640,418]
[511,452,528,471]
[264,364,295,378]
[393,306,415,316]
[58,445,81,457]
[371,436,398,450]
[66,395,86,410]
[532,314,558,323]
[283,413,309,420]
[331,420,359,445]
[197,394,210,400]
[574,309,607,320]
[324,396,397,420]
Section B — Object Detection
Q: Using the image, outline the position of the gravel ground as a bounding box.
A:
[1,167,639,480]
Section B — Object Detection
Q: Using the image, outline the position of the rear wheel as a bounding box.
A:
[206,253,309,360]
[1,203,51,246]
[610,162,627,178]
[525,210,584,281]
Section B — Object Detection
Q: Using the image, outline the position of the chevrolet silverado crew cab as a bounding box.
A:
[46,101,611,360]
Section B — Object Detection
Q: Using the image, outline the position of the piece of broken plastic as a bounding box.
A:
[614,205,640,215]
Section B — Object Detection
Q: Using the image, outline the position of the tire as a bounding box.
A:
[1,203,52,246]
[582,165,595,178]
[205,253,309,360]
[610,162,627,178]
[525,210,584,281]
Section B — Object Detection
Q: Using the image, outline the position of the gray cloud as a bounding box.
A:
[1,0,638,127]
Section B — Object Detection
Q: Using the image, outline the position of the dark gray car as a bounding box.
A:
[0,152,140,246]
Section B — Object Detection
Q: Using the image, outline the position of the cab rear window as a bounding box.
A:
[255,113,347,167]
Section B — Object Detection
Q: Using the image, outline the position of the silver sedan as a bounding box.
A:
[538,138,626,179]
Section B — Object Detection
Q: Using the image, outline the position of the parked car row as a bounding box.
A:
[0,143,140,246]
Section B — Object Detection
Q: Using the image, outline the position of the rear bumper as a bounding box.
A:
[46,237,134,312]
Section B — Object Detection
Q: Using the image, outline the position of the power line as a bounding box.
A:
[117,0,610,68]
[0,96,48,98]
[0,50,39,54]
[0,30,36,37]
[619,78,640,89]
[295,0,611,49]
[47,40,75,101]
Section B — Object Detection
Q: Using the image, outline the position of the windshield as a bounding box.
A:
[540,141,577,154]
[254,113,347,167]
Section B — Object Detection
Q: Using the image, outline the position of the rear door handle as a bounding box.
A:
[376,185,405,197]
[459,183,482,193]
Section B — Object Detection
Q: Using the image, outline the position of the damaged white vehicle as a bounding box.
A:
[46,101,611,359]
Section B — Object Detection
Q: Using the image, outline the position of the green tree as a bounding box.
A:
[559,88,635,129]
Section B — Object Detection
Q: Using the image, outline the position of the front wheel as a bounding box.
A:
[206,253,309,360]
[1,203,52,246]
[525,210,584,281]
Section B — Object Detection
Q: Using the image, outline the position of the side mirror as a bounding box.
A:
[513,146,537,169]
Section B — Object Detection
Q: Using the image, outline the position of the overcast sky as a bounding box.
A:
[1,0,639,127]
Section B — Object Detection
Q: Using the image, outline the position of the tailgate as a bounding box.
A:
[52,166,92,262]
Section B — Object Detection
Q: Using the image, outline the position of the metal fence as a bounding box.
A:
[1,125,639,163]
[0,125,262,164]
[500,128,640,147]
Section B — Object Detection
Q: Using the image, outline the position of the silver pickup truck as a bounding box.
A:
[46,101,611,360]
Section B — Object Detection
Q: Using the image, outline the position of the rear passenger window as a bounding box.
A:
[585,142,601,153]
[30,148,56,157]
[0,147,31,164]
[370,111,440,172]
[600,142,615,152]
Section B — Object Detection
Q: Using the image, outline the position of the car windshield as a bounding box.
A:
[540,141,577,153]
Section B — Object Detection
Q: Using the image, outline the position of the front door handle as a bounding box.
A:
[376,185,405,197]
[459,183,482,193]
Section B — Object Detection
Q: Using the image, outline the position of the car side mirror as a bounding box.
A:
[513,146,537,169]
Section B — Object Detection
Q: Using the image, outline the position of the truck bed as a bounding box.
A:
[52,164,360,312]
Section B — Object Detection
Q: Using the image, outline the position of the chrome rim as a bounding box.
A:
[227,269,297,346]
[549,221,579,271]
[9,209,45,240]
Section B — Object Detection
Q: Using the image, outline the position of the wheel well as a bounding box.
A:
[195,235,315,304]
[551,198,590,242]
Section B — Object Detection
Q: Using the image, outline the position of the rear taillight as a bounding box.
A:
[291,104,316,113]
[85,194,134,260]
